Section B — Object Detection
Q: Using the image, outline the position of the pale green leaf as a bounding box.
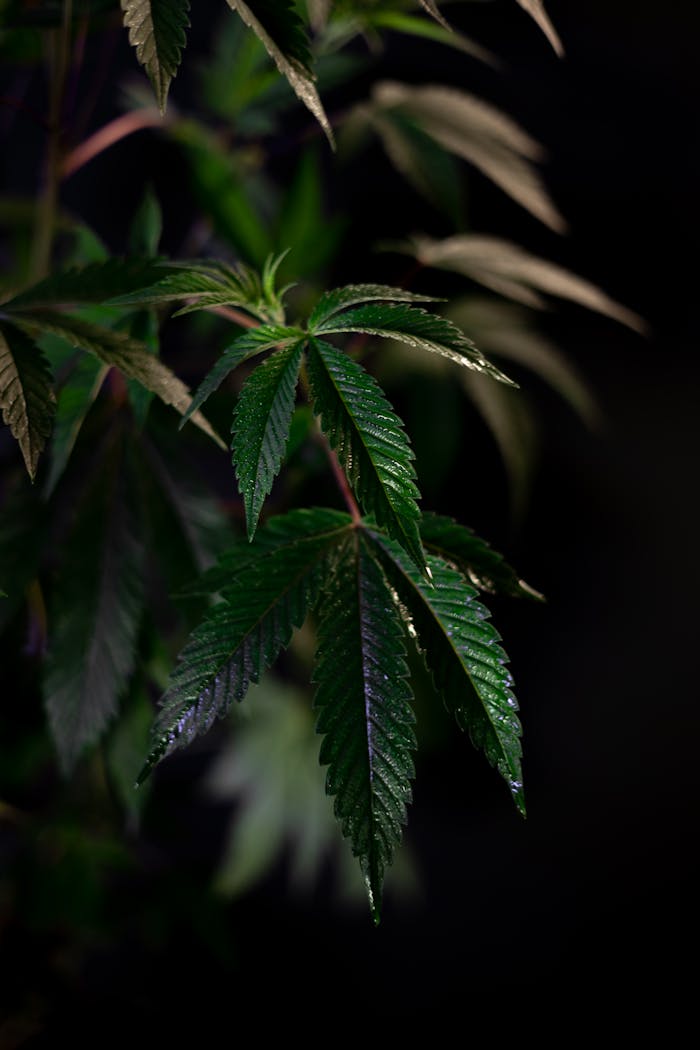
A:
[367,531,525,814]
[306,337,426,575]
[0,323,55,480]
[224,0,335,146]
[232,341,304,539]
[138,508,352,780]
[121,0,190,113]
[314,532,416,922]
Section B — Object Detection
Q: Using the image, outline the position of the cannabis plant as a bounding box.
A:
[0,0,634,922]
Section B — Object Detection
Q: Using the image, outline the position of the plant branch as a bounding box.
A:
[61,108,165,178]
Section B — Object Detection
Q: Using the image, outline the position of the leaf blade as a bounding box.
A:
[232,341,304,539]
[121,0,190,113]
[0,323,55,480]
[306,337,426,575]
[367,531,525,814]
[314,533,416,922]
[308,283,439,331]
[515,0,564,57]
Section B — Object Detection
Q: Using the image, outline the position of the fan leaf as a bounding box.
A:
[515,0,563,57]
[121,0,190,113]
[308,283,439,331]
[2,259,172,311]
[420,512,543,600]
[180,323,303,428]
[232,340,304,539]
[46,355,109,494]
[45,440,145,773]
[0,323,55,480]
[367,530,525,814]
[306,337,426,576]
[224,0,334,146]
[139,508,352,780]
[314,302,515,385]
[314,532,416,923]
[10,310,224,449]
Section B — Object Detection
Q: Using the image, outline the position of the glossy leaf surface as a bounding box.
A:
[308,283,438,331]
[314,533,416,922]
[306,337,426,575]
[232,340,304,538]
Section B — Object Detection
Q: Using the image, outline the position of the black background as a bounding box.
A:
[2,0,699,1036]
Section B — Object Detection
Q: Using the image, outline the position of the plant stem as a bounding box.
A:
[31,0,73,279]
[318,429,362,524]
[62,108,164,178]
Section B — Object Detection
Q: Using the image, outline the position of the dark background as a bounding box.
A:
[1,0,699,1036]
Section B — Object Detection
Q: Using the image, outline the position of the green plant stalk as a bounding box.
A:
[31,0,73,280]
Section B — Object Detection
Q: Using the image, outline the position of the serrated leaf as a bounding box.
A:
[420,512,543,600]
[412,234,647,333]
[139,508,352,780]
[308,283,438,331]
[306,337,426,575]
[371,81,565,232]
[10,310,224,449]
[178,507,351,597]
[232,341,304,539]
[0,323,55,480]
[121,0,189,113]
[2,259,172,312]
[313,532,416,922]
[367,531,525,814]
[224,0,334,147]
[45,355,109,494]
[181,323,303,428]
[45,442,145,773]
[515,0,563,57]
[314,302,515,385]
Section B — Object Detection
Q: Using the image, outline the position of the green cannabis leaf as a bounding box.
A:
[0,322,55,480]
[231,340,305,538]
[314,531,416,924]
[306,337,426,575]
[121,0,190,113]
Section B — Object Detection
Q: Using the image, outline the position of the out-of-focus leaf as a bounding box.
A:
[121,0,190,112]
[2,259,172,312]
[44,441,145,773]
[224,0,334,146]
[0,323,55,480]
[370,81,566,232]
[45,355,109,495]
[412,234,646,332]
[106,682,154,826]
[276,147,346,279]
[232,341,304,538]
[368,11,497,66]
[314,532,415,923]
[515,0,563,57]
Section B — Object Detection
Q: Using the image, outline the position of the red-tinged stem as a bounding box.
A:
[61,108,165,178]
[209,304,258,329]
[320,430,362,525]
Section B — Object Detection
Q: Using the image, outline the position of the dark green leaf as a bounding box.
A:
[367,531,525,815]
[308,283,438,331]
[420,512,544,600]
[121,0,190,113]
[129,185,163,258]
[232,340,304,538]
[314,532,416,923]
[178,507,351,597]
[0,323,55,480]
[314,302,516,385]
[45,442,145,773]
[180,323,303,428]
[45,355,109,494]
[139,508,352,780]
[224,0,334,146]
[2,259,172,311]
[306,337,426,575]
[11,311,224,449]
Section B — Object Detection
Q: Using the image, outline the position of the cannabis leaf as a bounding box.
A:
[313,301,515,385]
[121,0,190,113]
[224,0,334,146]
[314,532,416,924]
[232,340,304,538]
[45,355,109,494]
[367,531,525,815]
[306,337,426,575]
[138,508,352,781]
[307,283,438,330]
[417,0,450,32]
[10,311,224,448]
[515,0,564,57]
[45,442,145,773]
[0,322,55,480]
[180,323,303,427]
[420,512,543,600]
[1,259,173,311]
